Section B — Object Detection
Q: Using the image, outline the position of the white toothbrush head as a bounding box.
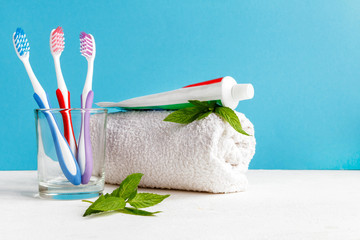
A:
[13,27,30,61]
[80,32,96,61]
[50,26,65,57]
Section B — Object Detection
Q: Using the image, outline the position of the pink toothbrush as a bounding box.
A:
[78,32,96,184]
[50,26,77,156]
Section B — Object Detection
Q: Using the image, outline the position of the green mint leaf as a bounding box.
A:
[91,197,126,212]
[209,101,218,108]
[128,193,170,209]
[188,100,210,109]
[110,173,144,200]
[188,100,218,109]
[83,173,170,217]
[196,111,212,120]
[189,100,219,112]
[163,107,204,124]
[83,194,106,217]
[117,207,161,216]
[127,189,138,202]
[215,107,250,136]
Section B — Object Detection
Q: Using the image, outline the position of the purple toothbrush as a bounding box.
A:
[77,32,96,184]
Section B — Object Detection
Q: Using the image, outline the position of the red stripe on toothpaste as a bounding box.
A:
[183,77,223,88]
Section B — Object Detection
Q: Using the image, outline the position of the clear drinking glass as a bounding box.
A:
[34,108,107,200]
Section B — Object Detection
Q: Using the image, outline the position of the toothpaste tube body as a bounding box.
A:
[97,76,254,110]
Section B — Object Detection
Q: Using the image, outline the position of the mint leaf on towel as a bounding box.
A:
[215,106,250,136]
[196,111,212,120]
[164,100,217,124]
[82,173,170,217]
[163,106,204,124]
[188,100,215,109]
[163,100,250,136]
[128,193,170,208]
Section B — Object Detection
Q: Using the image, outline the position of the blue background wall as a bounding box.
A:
[1,0,359,170]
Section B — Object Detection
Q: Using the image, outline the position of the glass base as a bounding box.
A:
[39,176,104,200]
[39,191,102,200]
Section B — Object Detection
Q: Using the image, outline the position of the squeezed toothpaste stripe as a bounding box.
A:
[183,77,223,88]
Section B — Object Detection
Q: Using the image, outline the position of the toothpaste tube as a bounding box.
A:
[97,76,254,110]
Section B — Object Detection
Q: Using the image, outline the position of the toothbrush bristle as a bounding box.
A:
[79,32,94,58]
[51,26,65,53]
[13,27,30,57]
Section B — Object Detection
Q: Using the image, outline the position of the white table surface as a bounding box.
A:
[1,170,360,240]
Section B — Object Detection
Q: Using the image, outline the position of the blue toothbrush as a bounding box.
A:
[12,28,81,185]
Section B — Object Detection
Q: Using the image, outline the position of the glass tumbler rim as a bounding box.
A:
[34,108,108,114]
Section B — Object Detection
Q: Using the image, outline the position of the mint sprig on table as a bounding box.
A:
[82,173,170,217]
[164,100,250,136]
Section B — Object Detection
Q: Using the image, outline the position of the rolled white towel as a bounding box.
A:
[90,110,256,193]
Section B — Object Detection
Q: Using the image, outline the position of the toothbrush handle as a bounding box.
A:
[33,93,81,185]
[78,90,94,184]
[56,89,77,156]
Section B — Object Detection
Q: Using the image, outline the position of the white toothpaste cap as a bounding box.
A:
[231,84,254,101]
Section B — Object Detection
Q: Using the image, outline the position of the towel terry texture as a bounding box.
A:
[90,110,256,193]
